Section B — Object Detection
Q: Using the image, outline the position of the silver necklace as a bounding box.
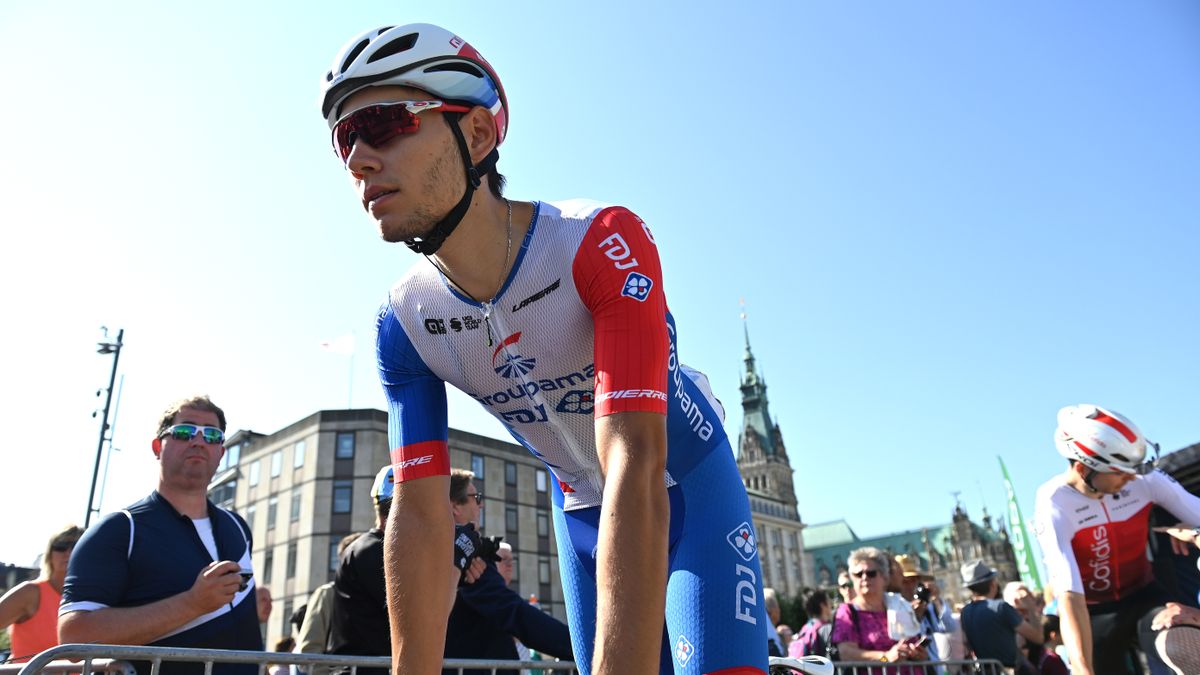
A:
[427,199,513,347]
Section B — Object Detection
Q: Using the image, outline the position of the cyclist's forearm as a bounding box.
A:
[1060,591,1094,675]
[385,478,455,675]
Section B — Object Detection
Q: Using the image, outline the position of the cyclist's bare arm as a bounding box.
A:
[592,411,668,675]
[1060,591,1094,675]
[385,475,455,675]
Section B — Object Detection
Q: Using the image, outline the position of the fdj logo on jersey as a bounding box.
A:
[556,390,594,414]
[622,272,653,302]
[492,332,537,378]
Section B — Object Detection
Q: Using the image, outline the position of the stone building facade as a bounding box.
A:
[735,325,809,596]
[208,409,563,648]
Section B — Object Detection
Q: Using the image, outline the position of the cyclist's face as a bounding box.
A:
[1091,470,1137,493]
[339,85,464,245]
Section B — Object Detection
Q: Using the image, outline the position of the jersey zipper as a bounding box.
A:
[485,308,601,497]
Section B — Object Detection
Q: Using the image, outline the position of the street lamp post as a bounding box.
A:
[86,327,124,528]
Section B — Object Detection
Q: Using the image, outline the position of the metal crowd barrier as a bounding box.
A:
[1,659,135,675]
[799,660,1006,675]
[15,645,580,675]
[12,646,1003,675]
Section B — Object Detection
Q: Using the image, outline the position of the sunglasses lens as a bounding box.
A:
[334,104,421,161]
[202,427,224,444]
[171,425,197,441]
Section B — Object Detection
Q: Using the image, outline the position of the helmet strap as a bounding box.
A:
[1081,467,1100,493]
[403,112,499,256]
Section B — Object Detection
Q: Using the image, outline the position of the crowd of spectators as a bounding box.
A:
[4,394,1200,674]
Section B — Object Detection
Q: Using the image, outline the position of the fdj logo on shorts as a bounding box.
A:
[727,522,758,561]
[675,635,695,666]
[621,272,653,302]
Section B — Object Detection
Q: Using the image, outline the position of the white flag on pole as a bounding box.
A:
[319,333,356,355]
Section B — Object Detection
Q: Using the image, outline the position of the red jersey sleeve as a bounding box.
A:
[571,206,669,418]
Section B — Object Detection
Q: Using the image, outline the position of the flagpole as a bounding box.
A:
[347,347,354,409]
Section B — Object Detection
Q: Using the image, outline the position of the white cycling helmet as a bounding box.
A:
[319,23,509,255]
[371,465,396,505]
[1054,404,1147,474]
[320,23,508,143]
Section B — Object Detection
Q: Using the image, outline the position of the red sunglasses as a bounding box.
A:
[331,100,471,164]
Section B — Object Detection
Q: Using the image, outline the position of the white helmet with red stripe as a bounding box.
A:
[319,23,508,144]
[1054,404,1147,474]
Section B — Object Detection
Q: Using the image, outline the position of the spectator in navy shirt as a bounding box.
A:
[60,395,261,675]
[444,469,573,675]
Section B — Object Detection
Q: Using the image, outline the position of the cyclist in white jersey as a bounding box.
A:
[318,23,769,675]
[1033,404,1200,675]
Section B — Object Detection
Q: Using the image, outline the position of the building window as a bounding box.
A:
[333,480,353,514]
[538,558,551,584]
[286,542,298,579]
[329,541,341,572]
[290,490,302,522]
[505,462,517,487]
[281,599,294,637]
[471,455,485,478]
[536,469,548,493]
[263,549,274,583]
[270,450,282,478]
[510,552,520,582]
[506,506,518,534]
[211,479,236,509]
[245,504,256,531]
[537,511,549,538]
[226,443,241,468]
[249,461,261,487]
[336,432,355,459]
[293,440,306,469]
[267,496,278,530]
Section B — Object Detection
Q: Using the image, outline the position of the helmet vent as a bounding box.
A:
[1112,453,1130,463]
[377,26,394,35]
[367,33,419,64]
[342,39,371,74]
[425,62,483,78]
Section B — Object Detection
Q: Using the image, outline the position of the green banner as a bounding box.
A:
[999,456,1043,590]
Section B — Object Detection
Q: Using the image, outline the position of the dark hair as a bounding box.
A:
[290,604,308,630]
[450,468,475,503]
[1043,614,1061,641]
[486,169,506,199]
[156,395,226,437]
[376,497,390,522]
[804,590,830,618]
[338,532,362,557]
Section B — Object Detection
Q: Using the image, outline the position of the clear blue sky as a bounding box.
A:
[2,0,1197,571]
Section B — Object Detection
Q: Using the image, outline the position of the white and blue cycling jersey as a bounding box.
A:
[378,199,768,674]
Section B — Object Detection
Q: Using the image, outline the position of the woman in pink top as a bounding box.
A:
[1,525,82,662]
[830,546,928,674]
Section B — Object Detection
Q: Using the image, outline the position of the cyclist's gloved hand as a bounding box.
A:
[453,523,482,583]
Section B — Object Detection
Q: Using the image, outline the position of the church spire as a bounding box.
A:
[739,304,776,457]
